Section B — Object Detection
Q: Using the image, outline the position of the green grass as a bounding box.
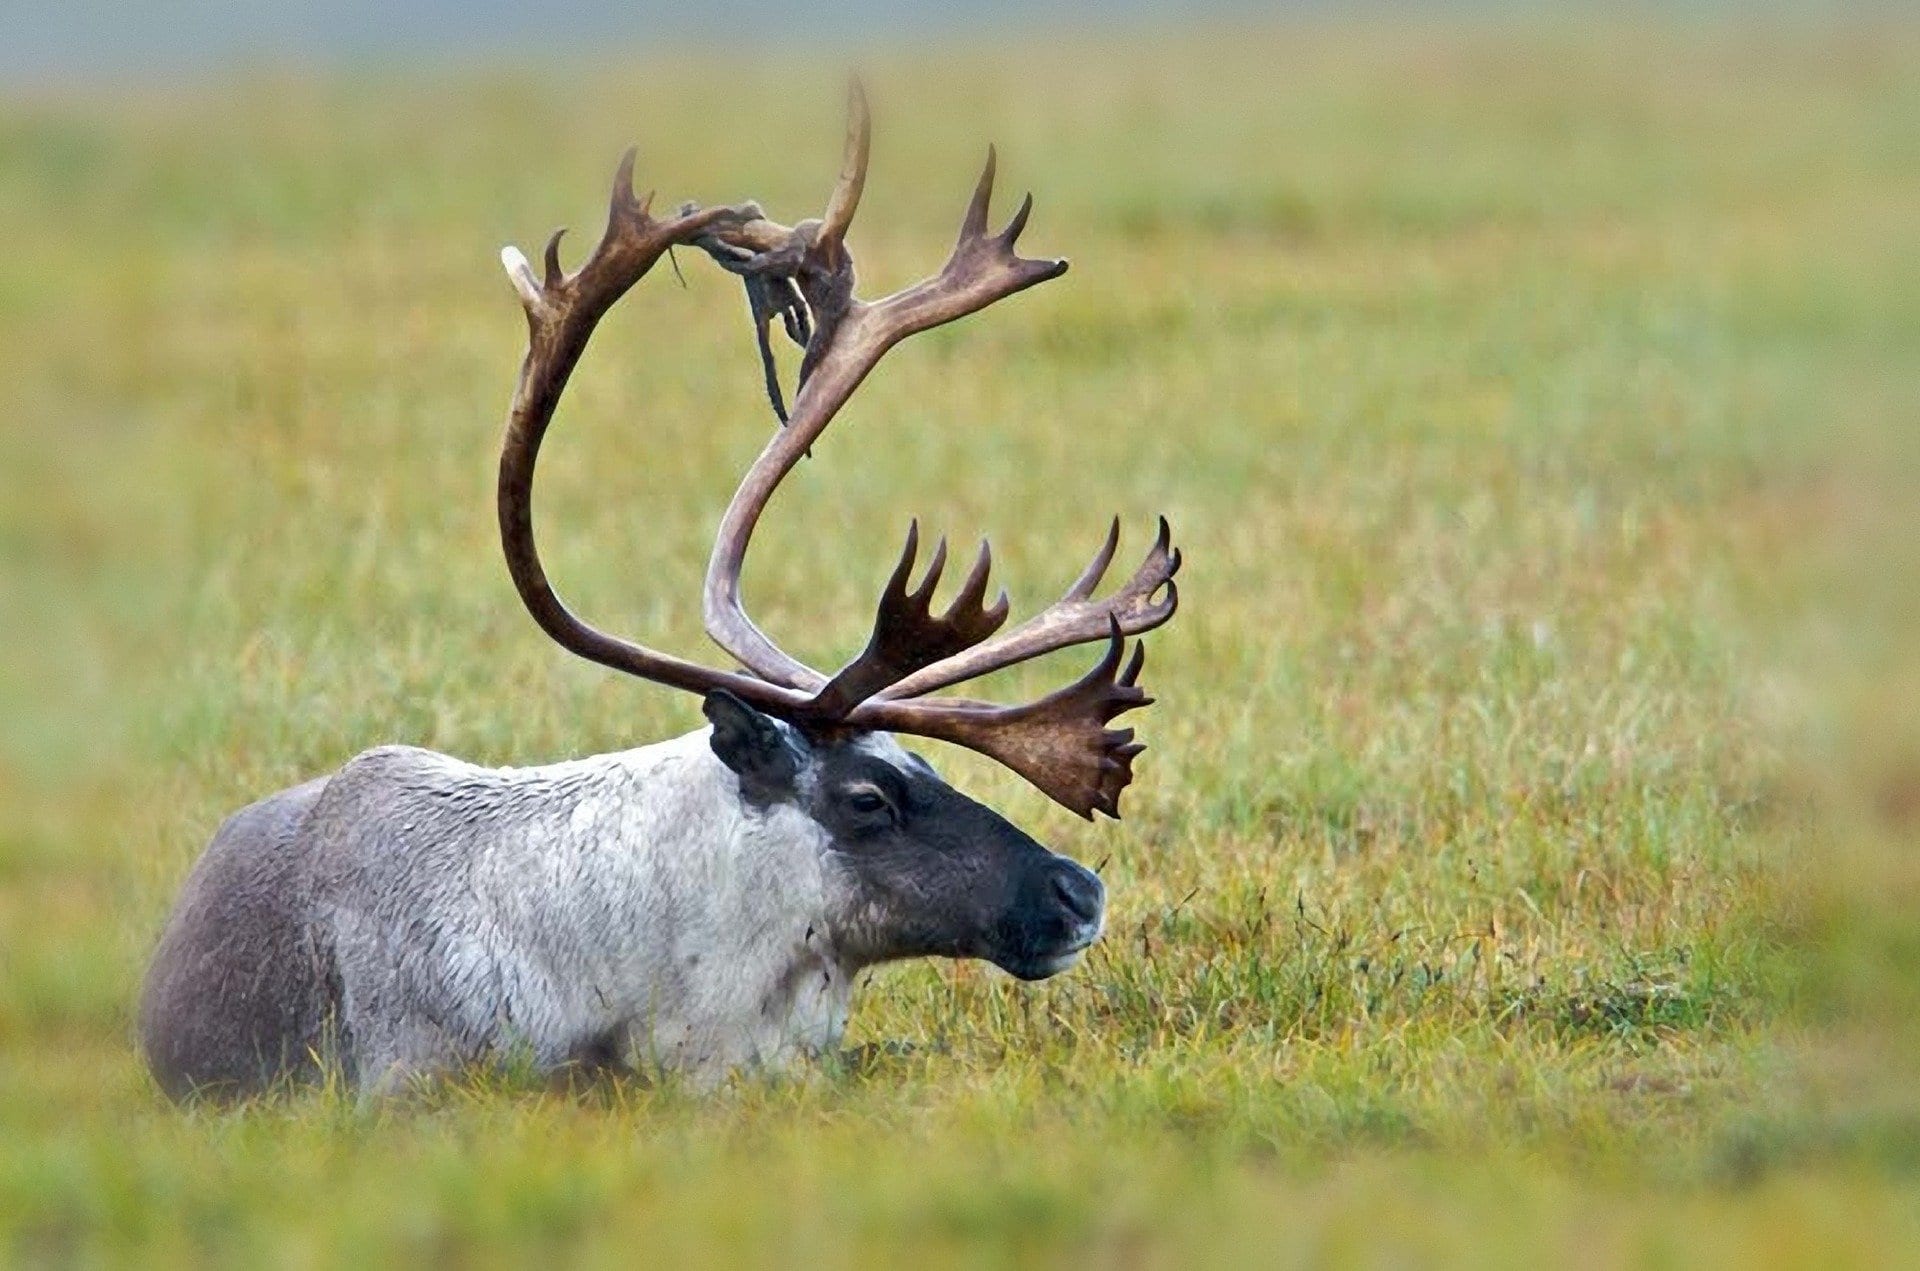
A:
[3,14,1918,1265]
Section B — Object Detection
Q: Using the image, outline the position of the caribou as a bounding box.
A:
[139,89,1181,1099]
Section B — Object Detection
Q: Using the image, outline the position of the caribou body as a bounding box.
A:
[140,88,1180,1099]
[141,718,1106,1097]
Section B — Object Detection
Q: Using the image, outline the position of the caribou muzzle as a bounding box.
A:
[992,854,1107,981]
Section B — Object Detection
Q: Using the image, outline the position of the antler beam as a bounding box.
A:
[497,154,811,715]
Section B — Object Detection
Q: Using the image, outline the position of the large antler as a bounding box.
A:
[498,91,1180,817]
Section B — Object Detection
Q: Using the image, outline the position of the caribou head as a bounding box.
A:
[497,85,1179,975]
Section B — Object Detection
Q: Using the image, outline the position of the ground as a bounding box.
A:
[2,14,1917,1266]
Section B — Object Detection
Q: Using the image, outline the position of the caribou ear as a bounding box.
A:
[704,690,803,800]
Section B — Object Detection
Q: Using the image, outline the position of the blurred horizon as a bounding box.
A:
[3,2,1882,85]
[5,0,1283,83]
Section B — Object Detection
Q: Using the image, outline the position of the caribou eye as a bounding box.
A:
[843,786,892,818]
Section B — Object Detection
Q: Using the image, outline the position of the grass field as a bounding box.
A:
[3,14,1918,1265]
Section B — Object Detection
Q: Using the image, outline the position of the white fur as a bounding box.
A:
[306,730,857,1089]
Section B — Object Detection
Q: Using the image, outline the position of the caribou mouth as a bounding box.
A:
[997,925,1102,981]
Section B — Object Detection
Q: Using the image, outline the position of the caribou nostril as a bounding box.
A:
[1050,865,1104,925]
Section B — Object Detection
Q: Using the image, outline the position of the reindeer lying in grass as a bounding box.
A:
[140,88,1181,1099]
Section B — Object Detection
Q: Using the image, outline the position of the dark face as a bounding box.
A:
[704,692,1106,980]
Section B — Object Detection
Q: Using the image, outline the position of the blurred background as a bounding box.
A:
[2,2,1916,1263]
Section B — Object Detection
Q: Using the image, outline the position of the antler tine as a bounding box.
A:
[951,539,1008,623]
[874,516,1181,701]
[911,535,949,606]
[815,77,870,268]
[959,145,997,241]
[611,147,642,215]
[1065,517,1122,601]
